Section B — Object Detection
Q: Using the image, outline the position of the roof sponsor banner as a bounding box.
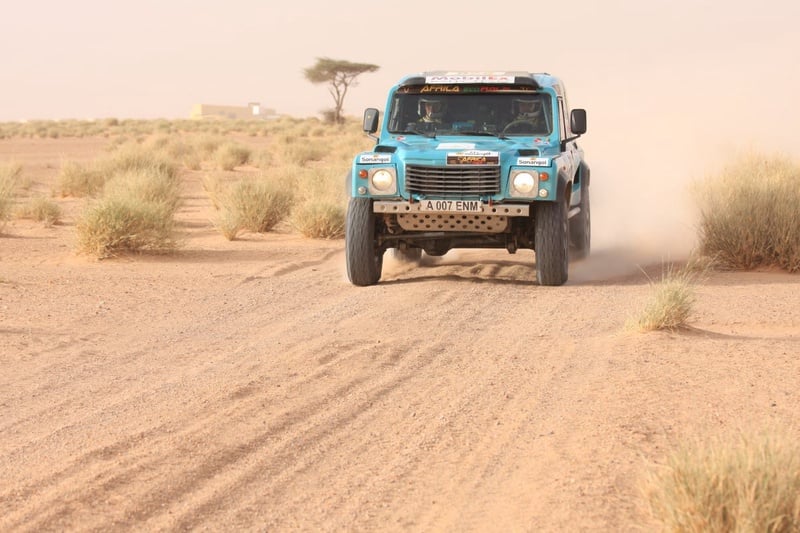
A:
[426,74,516,84]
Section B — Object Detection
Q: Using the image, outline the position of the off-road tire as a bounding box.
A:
[534,198,569,286]
[569,184,591,261]
[345,198,383,286]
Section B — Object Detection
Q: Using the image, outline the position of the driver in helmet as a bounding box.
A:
[504,97,547,134]
[418,98,445,123]
[514,98,543,121]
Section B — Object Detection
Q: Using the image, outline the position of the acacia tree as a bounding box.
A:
[304,58,379,124]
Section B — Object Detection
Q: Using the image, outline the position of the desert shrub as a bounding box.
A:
[76,165,181,257]
[250,149,272,170]
[76,197,178,257]
[147,135,171,150]
[148,136,202,170]
[215,177,294,238]
[181,151,203,171]
[194,135,226,157]
[57,161,106,197]
[629,265,696,332]
[695,154,800,272]
[288,166,348,239]
[282,141,328,165]
[106,136,129,151]
[100,144,178,180]
[60,145,179,198]
[214,142,251,170]
[640,427,800,532]
[201,173,225,210]
[291,200,346,239]
[103,168,181,215]
[0,163,21,229]
[16,196,62,226]
[0,162,22,183]
[213,208,242,241]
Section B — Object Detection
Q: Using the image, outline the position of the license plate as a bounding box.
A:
[417,200,483,213]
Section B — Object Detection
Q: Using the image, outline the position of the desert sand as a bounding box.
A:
[1,137,799,531]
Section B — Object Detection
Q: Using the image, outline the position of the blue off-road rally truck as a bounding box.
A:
[346,72,589,286]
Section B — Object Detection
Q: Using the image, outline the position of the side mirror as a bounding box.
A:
[363,108,379,134]
[570,109,587,135]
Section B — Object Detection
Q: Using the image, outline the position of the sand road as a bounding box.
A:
[1,138,799,531]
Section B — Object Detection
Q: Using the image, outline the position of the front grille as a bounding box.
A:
[405,165,500,198]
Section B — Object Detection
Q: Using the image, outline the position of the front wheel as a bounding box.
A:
[345,198,383,286]
[534,199,569,286]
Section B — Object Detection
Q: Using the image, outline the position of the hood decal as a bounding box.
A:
[447,151,500,165]
[436,142,475,150]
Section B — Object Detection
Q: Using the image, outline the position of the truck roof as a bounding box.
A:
[395,71,564,92]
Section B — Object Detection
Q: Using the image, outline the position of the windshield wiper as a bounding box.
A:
[390,128,437,138]
[463,130,508,139]
[450,129,508,140]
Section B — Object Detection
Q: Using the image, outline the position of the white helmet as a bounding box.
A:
[514,98,542,119]
[419,98,445,120]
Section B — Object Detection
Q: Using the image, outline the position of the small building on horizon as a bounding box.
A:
[190,102,277,120]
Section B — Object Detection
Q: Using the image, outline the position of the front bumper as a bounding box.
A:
[373,201,530,234]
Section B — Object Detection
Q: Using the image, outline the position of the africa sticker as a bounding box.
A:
[447,151,500,165]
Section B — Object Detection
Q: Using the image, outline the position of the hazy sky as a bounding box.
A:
[2,0,797,123]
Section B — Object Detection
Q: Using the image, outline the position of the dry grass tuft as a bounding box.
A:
[210,176,294,240]
[695,153,800,272]
[103,168,181,215]
[16,196,62,226]
[76,197,179,258]
[282,141,328,165]
[289,167,348,239]
[57,161,106,197]
[291,200,346,239]
[76,165,181,258]
[629,264,697,332]
[0,163,22,230]
[640,426,800,532]
[214,142,252,170]
[201,173,226,211]
[58,145,178,198]
[101,145,178,180]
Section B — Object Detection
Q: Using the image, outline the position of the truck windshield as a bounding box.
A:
[387,90,553,136]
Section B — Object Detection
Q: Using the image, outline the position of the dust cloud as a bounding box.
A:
[570,44,800,283]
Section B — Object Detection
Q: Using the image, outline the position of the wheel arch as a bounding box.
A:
[557,171,573,208]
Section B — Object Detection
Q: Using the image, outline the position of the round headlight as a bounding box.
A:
[371,169,394,191]
[512,172,536,194]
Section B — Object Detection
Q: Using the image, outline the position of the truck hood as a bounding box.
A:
[380,136,557,163]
